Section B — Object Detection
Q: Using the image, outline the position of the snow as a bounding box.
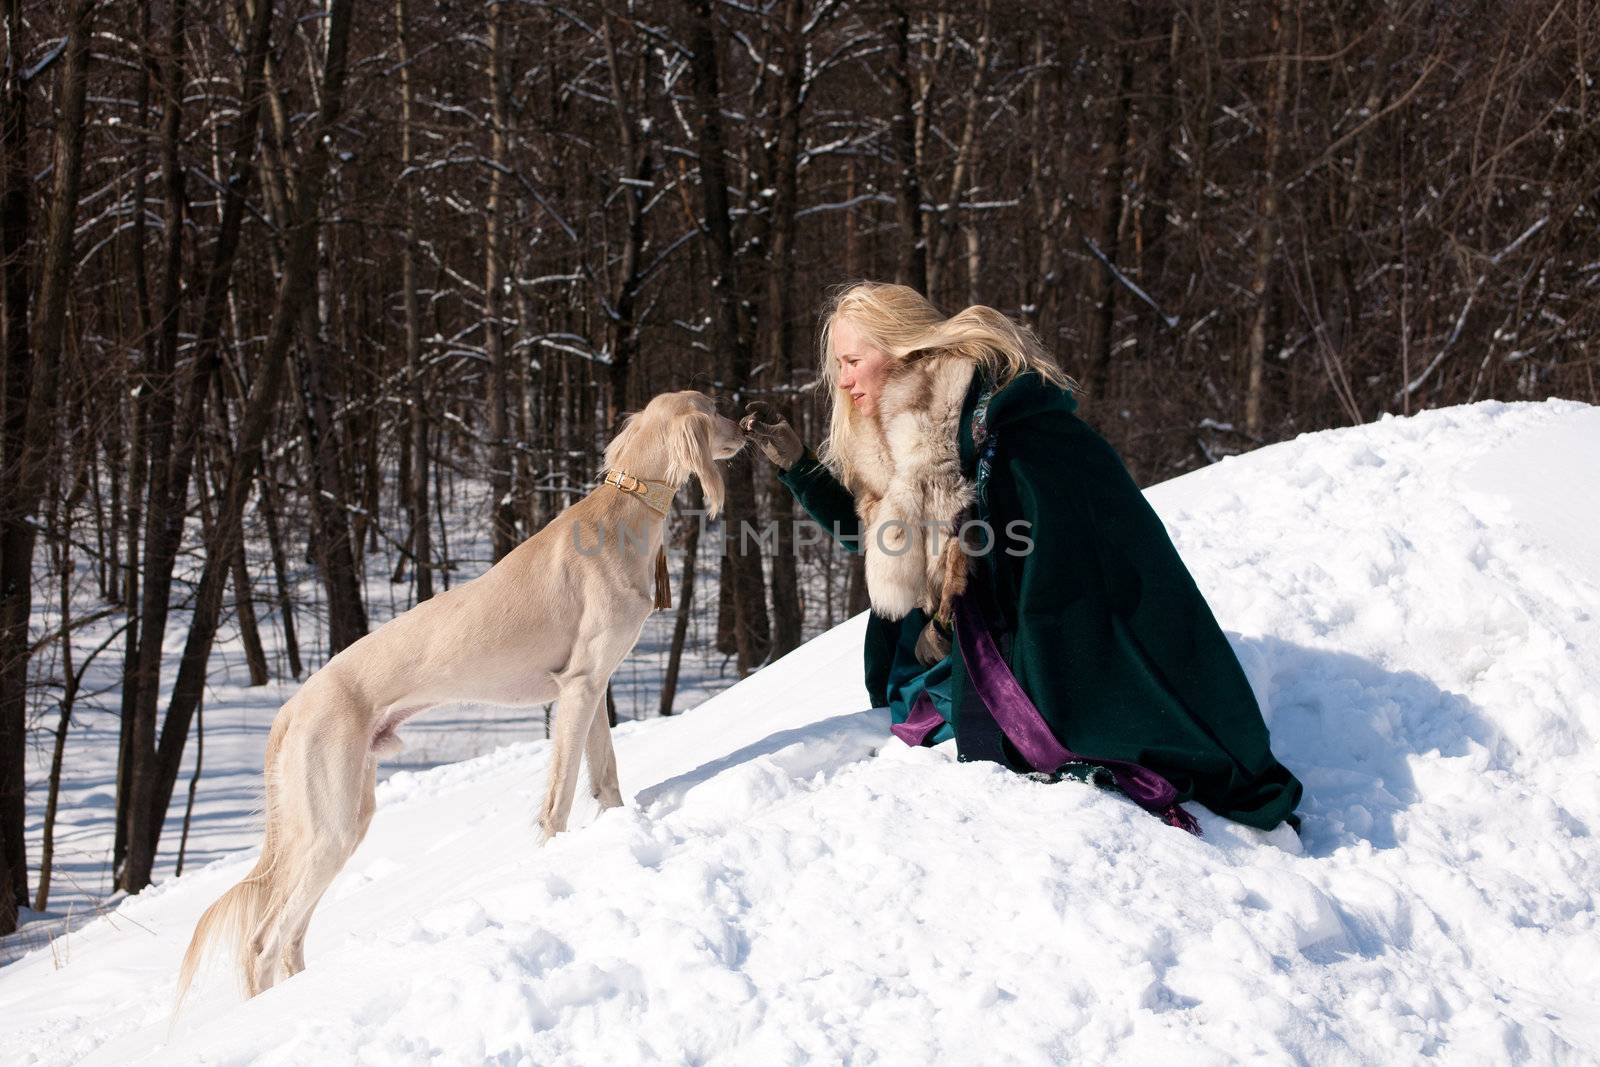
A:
[5,398,1599,1064]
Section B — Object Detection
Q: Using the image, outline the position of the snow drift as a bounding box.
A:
[4,398,1598,1064]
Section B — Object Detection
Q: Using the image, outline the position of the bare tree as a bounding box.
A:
[121,0,358,893]
[885,1,928,294]
[1243,0,1291,437]
[0,0,97,928]
[485,0,518,562]
[686,0,771,675]
[396,0,432,601]
[1,0,1591,925]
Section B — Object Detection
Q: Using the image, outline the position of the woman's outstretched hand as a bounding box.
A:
[740,401,804,471]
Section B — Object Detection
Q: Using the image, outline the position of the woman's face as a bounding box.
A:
[832,318,892,419]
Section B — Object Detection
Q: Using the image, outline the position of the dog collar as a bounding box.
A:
[600,468,675,516]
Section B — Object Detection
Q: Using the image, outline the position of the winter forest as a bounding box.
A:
[0,0,1596,953]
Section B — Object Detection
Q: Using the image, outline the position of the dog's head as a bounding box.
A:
[605,390,744,518]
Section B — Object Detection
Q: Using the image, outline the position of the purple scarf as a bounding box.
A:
[893,597,1201,836]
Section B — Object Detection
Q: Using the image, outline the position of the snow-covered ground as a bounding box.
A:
[5,398,1598,1064]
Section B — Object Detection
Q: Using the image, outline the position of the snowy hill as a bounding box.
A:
[4,399,1598,1064]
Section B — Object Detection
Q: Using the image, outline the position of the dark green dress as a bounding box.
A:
[778,370,1303,831]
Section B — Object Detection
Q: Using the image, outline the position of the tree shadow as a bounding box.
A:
[1232,634,1500,858]
[630,636,1489,866]
[632,711,884,814]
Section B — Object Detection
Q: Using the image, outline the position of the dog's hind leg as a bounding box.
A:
[251,716,374,991]
[585,698,623,810]
[279,755,379,980]
[539,679,605,842]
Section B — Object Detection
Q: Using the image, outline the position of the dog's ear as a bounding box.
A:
[603,412,639,472]
[669,410,725,518]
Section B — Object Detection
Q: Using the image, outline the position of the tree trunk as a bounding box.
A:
[1244,0,1291,438]
[927,8,992,302]
[600,13,652,427]
[886,2,928,293]
[1086,7,1136,398]
[230,511,270,686]
[715,553,737,656]
[433,425,452,589]
[1135,14,1183,348]
[296,319,369,655]
[259,463,302,679]
[36,511,76,913]
[687,0,770,675]
[120,0,278,888]
[204,372,270,688]
[763,0,806,659]
[845,553,870,616]
[485,0,518,561]
[396,0,432,601]
[115,0,157,871]
[0,0,33,929]
[0,0,96,921]
[119,0,190,884]
[122,0,356,893]
[174,695,201,878]
[0,822,10,934]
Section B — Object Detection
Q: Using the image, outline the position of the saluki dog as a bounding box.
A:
[177,390,743,1004]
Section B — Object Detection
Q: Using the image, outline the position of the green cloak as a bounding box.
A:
[778,370,1303,831]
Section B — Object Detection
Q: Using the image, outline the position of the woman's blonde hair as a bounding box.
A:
[815,280,1077,484]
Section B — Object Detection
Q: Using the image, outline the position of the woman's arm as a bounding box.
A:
[778,447,862,552]
[743,402,863,552]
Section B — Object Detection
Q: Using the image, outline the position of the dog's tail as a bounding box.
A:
[173,858,274,1012]
[174,713,289,1017]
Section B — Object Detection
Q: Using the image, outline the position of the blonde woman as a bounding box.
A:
[742,281,1301,833]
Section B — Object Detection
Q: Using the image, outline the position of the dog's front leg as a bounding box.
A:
[539,680,605,843]
[585,695,623,811]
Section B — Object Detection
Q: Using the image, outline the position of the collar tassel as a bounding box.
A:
[601,468,673,610]
[654,546,671,610]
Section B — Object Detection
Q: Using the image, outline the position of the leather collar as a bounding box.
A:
[600,468,675,516]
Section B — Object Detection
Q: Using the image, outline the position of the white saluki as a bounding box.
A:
[178,390,743,1004]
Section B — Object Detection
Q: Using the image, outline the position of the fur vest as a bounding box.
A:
[838,354,978,620]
